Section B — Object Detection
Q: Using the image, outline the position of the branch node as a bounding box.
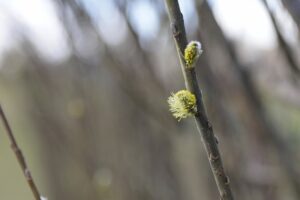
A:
[24,169,32,180]
[209,153,220,162]
[171,22,181,37]
[225,176,230,185]
[215,136,219,144]
[207,121,212,130]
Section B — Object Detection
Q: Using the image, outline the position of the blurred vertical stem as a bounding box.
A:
[0,105,42,200]
[261,0,300,76]
[164,0,234,199]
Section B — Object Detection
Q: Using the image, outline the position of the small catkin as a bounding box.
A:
[184,41,203,69]
[168,90,197,121]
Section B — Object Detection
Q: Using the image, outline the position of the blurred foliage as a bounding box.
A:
[0,0,300,200]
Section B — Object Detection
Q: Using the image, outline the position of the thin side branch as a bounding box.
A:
[164,0,234,199]
[0,105,41,200]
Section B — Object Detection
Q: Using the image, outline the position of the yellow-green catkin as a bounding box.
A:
[168,90,197,121]
[184,41,203,69]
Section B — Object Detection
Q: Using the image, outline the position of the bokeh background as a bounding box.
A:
[0,0,300,199]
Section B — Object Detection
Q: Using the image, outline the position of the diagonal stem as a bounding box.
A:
[0,105,41,200]
[164,0,234,199]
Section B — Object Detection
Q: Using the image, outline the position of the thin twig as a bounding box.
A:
[164,0,234,199]
[0,105,41,200]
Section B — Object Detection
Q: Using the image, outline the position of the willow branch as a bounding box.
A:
[164,0,234,199]
[0,105,41,200]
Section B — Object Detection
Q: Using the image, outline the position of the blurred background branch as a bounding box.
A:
[0,0,299,200]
